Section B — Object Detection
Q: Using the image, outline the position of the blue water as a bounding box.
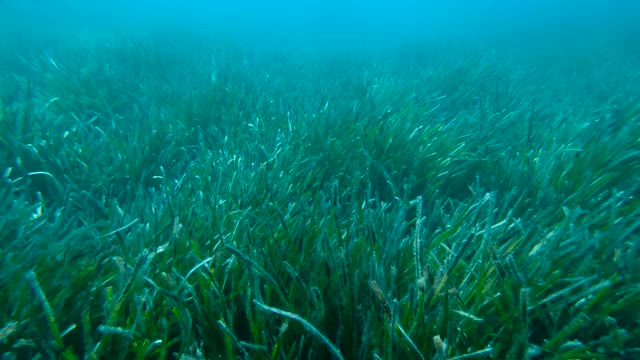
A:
[1,0,638,55]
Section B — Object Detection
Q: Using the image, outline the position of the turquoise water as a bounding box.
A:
[0,1,639,359]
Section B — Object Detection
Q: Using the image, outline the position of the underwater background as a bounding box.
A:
[1,1,639,359]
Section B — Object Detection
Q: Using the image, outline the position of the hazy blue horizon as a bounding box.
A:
[1,0,638,56]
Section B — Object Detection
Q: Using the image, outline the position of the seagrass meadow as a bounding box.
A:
[0,30,639,360]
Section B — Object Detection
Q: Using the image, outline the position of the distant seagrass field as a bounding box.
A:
[0,23,639,359]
